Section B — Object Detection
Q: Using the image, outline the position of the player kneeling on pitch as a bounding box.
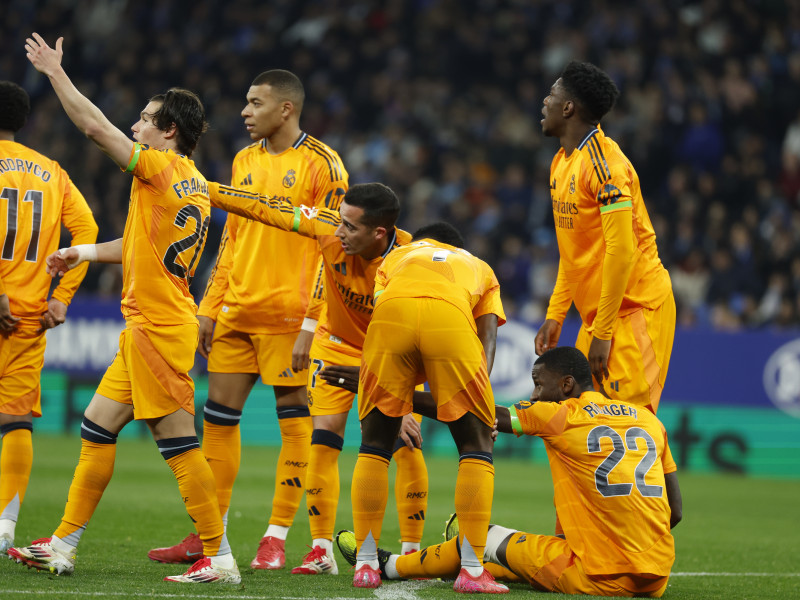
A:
[337,346,682,597]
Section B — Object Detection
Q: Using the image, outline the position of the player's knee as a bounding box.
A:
[80,417,118,444]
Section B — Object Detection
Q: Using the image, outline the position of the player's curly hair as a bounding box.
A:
[535,347,594,390]
[149,88,208,157]
[252,70,305,113]
[0,81,31,133]
[560,61,620,125]
[412,222,465,247]
[343,183,400,229]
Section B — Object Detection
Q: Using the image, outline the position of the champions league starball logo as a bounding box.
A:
[763,339,800,418]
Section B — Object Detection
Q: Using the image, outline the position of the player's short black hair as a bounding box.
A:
[149,88,208,157]
[559,61,620,125]
[252,69,305,113]
[535,347,594,389]
[343,183,400,229]
[0,81,31,133]
[412,222,465,247]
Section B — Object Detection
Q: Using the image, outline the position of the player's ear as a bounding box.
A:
[561,374,575,396]
[373,226,388,240]
[163,122,178,140]
[563,99,575,119]
[281,101,294,118]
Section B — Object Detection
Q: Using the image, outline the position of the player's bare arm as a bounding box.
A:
[476,313,499,374]
[24,33,133,168]
[46,238,123,277]
[665,471,682,529]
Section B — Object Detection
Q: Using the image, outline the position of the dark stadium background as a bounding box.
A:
[2,0,799,477]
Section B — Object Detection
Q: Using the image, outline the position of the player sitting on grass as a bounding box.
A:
[337,346,682,597]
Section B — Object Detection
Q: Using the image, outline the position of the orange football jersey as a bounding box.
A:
[199,133,347,333]
[121,143,210,325]
[374,239,506,329]
[546,127,671,336]
[510,390,676,577]
[208,183,409,349]
[0,140,97,330]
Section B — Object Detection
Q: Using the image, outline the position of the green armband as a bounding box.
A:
[125,143,142,173]
[508,406,524,436]
[292,206,301,232]
[599,199,632,213]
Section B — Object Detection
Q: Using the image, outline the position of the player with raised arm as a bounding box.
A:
[209,181,429,575]
[340,346,682,597]
[8,34,239,584]
[535,61,675,413]
[0,81,98,554]
[147,69,348,571]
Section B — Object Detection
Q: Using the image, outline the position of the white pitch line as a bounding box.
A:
[671,572,800,577]
[4,573,800,599]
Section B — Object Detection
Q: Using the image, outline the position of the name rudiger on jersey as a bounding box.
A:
[763,338,800,418]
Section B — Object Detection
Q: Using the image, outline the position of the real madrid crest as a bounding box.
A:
[283,169,296,188]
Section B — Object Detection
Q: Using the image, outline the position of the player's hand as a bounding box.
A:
[24,33,64,77]
[588,336,612,387]
[535,319,562,355]
[45,247,80,277]
[0,294,20,335]
[320,365,359,394]
[37,298,67,333]
[398,414,422,450]
[491,418,500,443]
[291,329,314,372]
[197,316,215,359]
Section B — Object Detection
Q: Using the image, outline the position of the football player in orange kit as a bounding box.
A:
[534,61,675,414]
[346,346,682,598]
[0,80,97,554]
[208,181,429,575]
[147,69,348,571]
[8,33,239,584]
[346,222,507,593]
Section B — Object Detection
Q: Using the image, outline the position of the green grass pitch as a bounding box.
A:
[2,434,798,599]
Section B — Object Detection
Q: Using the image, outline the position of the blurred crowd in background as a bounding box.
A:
[3,0,800,331]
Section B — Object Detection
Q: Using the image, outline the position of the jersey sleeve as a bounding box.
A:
[661,434,678,475]
[593,208,635,338]
[544,259,572,323]
[197,216,236,320]
[304,255,326,322]
[123,143,168,188]
[208,181,340,239]
[472,262,506,325]
[508,400,562,437]
[50,179,98,306]
[586,149,636,339]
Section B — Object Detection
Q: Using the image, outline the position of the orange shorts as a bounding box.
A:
[359,297,494,426]
[96,321,197,420]
[306,330,361,416]
[577,293,676,413]
[208,320,308,387]
[499,531,669,597]
[0,329,45,417]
